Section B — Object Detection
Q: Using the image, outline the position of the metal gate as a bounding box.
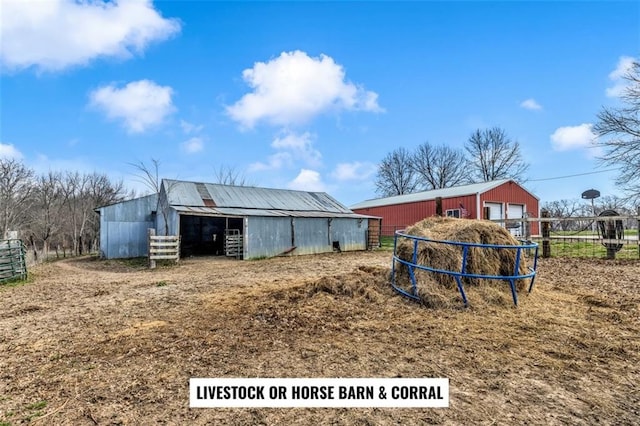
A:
[0,239,27,283]
[224,229,243,259]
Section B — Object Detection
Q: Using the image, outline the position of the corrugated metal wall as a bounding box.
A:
[442,195,477,218]
[99,194,157,259]
[352,182,540,236]
[330,218,367,251]
[246,216,293,259]
[293,218,331,255]
[245,216,368,259]
[101,221,154,258]
[353,201,429,235]
[353,194,477,235]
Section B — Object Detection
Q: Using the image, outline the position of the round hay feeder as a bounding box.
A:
[390,217,539,307]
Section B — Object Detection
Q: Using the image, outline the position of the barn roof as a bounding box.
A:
[95,193,158,212]
[350,179,535,210]
[161,179,378,219]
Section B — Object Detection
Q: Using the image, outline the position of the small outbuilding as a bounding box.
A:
[350,179,539,236]
[97,179,380,260]
[95,193,158,259]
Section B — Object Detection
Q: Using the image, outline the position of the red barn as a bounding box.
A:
[351,179,539,237]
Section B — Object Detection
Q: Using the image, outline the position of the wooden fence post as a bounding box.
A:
[148,228,156,269]
[541,209,551,258]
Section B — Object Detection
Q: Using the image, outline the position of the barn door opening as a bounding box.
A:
[224,217,244,259]
[179,215,244,257]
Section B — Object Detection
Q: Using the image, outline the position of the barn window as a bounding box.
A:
[446,209,461,218]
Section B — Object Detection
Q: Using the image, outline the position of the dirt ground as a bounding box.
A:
[1,251,638,425]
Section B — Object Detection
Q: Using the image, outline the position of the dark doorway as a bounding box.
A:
[179,216,244,257]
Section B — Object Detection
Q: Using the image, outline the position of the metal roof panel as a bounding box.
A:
[162,179,353,213]
[171,205,379,219]
[350,179,513,210]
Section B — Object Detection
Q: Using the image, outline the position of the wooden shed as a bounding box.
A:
[351,179,539,237]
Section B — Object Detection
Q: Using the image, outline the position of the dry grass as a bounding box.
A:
[0,252,638,425]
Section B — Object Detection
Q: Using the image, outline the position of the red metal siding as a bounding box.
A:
[443,195,477,218]
[480,181,539,234]
[353,194,480,235]
[354,201,433,235]
[353,181,540,236]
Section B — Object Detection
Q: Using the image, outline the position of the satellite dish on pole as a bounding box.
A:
[581,189,600,200]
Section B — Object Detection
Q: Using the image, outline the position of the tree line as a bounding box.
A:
[375,60,640,204]
[542,196,638,232]
[0,158,129,259]
[374,127,529,197]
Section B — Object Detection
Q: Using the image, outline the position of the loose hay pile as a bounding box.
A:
[395,217,532,308]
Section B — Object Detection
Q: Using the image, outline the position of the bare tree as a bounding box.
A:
[374,147,419,197]
[0,158,34,238]
[465,127,529,182]
[594,195,632,214]
[28,171,63,257]
[541,199,584,231]
[129,158,162,195]
[58,172,125,255]
[130,159,181,235]
[83,172,126,253]
[59,171,84,255]
[213,164,249,186]
[410,142,469,190]
[594,61,640,202]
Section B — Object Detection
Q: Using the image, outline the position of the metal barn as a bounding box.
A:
[96,193,158,259]
[153,179,379,260]
[351,179,539,236]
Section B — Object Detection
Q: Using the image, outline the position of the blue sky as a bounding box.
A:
[1,0,638,207]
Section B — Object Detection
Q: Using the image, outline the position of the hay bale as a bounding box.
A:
[394,217,530,307]
[309,265,390,303]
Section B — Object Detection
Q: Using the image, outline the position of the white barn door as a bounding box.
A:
[485,202,503,223]
[507,204,525,237]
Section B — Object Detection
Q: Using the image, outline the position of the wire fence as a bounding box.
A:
[377,214,640,260]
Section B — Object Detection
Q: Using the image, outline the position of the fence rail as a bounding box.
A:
[493,214,640,259]
[148,229,180,268]
[378,214,640,259]
[0,239,28,283]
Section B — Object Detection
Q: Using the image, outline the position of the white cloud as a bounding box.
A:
[1,0,180,72]
[249,131,322,172]
[287,169,326,192]
[550,124,599,154]
[520,98,542,111]
[0,143,23,159]
[271,131,321,167]
[226,50,383,128]
[180,119,203,135]
[331,162,376,181]
[248,152,292,172]
[606,56,636,98]
[89,79,175,133]
[181,137,204,154]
